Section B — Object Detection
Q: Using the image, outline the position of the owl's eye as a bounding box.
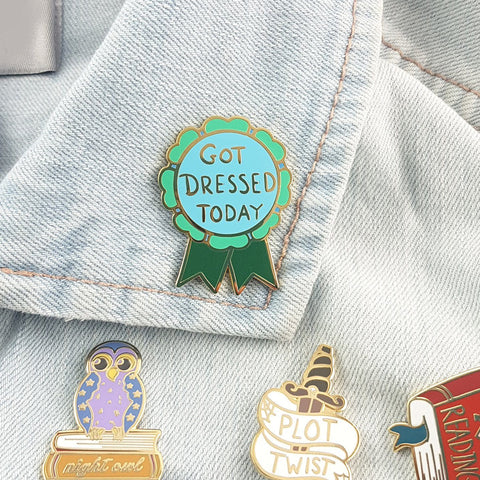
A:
[92,355,109,371]
[116,354,135,371]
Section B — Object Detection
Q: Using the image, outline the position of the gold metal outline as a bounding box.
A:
[42,342,163,480]
[173,129,282,239]
[159,116,291,294]
[73,341,146,435]
[159,115,292,243]
[250,345,360,480]
[388,365,480,479]
[175,233,280,294]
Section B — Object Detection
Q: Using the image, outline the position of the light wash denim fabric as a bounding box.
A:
[0,0,380,340]
[2,0,480,479]
[382,0,480,128]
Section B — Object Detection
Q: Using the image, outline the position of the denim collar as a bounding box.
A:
[0,0,381,340]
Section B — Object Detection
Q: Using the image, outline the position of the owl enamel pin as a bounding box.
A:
[43,341,163,480]
[251,345,359,480]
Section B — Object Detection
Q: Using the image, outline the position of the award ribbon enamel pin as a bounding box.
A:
[251,345,360,480]
[43,341,163,480]
[389,368,480,480]
[159,116,291,294]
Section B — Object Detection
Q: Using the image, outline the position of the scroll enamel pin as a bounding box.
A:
[159,116,291,294]
[389,368,480,480]
[43,341,163,480]
[251,345,360,480]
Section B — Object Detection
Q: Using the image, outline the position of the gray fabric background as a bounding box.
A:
[0,0,62,74]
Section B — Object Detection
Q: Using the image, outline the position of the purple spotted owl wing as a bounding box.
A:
[75,372,99,433]
[123,375,145,433]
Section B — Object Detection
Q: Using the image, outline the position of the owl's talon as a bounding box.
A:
[112,426,125,440]
[88,427,105,440]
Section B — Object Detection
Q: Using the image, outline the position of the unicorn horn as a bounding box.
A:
[301,345,334,393]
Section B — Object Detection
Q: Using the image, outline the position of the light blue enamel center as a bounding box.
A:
[176,132,279,236]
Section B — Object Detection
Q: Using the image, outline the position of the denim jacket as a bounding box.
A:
[1,0,479,478]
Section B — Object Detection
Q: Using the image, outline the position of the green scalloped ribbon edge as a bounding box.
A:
[210,234,249,250]
[255,129,285,161]
[159,168,177,208]
[205,117,249,134]
[168,129,199,164]
[175,214,204,242]
[277,170,291,206]
[159,117,292,250]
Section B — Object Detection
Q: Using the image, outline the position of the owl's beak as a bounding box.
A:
[107,367,119,381]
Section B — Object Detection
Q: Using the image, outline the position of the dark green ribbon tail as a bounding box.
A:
[177,241,232,293]
[229,240,278,293]
[177,240,278,294]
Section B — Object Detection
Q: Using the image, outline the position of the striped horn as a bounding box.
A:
[301,345,334,393]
